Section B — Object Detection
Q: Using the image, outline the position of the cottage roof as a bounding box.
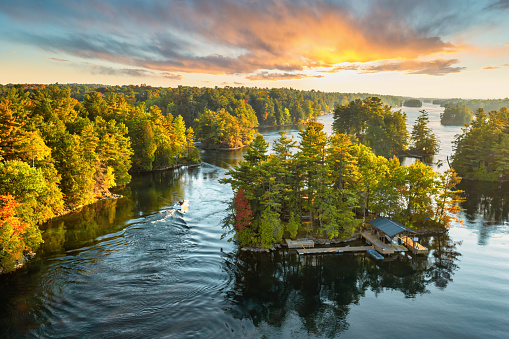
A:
[368,217,415,237]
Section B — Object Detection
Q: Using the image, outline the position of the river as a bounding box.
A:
[1,103,509,338]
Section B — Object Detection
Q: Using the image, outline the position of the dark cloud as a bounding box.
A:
[86,65,154,77]
[83,63,182,80]
[485,0,509,10]
[331,59,465,76]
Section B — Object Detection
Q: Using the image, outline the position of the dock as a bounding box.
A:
[286,239,314,249]
[399,236,429,254]
[297,246,373,255]
[361,231,408,254]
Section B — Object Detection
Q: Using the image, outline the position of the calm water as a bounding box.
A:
[1,104,509,338]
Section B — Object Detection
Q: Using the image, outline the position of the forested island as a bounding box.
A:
[332,97,438,157]
[434,97,509,113]
[441,105,473,126]
[221,122,462,249]
[403,99,423,107]
[221,98,457,249]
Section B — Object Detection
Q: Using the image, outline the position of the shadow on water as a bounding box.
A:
[459,180,509,245]
[222,232,461,337]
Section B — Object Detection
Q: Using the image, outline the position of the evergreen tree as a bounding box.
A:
[411,110,439,154]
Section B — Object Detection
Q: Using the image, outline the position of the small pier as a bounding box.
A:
[399,236,429,254]
[286,239,314,249]
[297,246,374,255]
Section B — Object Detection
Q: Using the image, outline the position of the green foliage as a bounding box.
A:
[0,160,50,225]
[441,105,473,126]
[0,85,203,270]
[286,212,299,238]
[0,194,43,272]
[411,110,439,154]
[333,97,408,157]
[452,107,509,181]
[221,122,459,249]
[434,97,509,114]
[403,99,423,107]
[195,108,257,149]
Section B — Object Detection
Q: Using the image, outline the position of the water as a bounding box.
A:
[2,104,509,338]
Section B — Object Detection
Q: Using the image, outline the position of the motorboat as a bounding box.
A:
[175,199,189,213]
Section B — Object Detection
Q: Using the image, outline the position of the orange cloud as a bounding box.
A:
[47,57,68,62]
[482,66,500,70]
[161,72,183,81]
[246,72,324,81]
[328,59,465,76]
[7,0,462,79]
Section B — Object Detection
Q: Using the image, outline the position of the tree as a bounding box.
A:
[333,97,408,157]
[233,189,253,231]
[411,110,439,154]
[400,161,438,225]
[296,121,328,229]
[434,169,464,226]
[0,160,49,225]
[0,194,43,272]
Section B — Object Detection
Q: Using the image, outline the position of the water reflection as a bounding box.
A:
[223,233,461,337]
[459,180,509,245]
[38,167,195,258]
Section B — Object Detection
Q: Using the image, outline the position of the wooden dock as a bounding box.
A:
[399,236,429,254]
[297,246,373,255]
[286,239,315,249]
[361,231,408,254]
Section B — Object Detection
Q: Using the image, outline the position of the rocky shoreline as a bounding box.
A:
[240,227,446,253]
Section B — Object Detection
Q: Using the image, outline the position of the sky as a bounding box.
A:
[1,0,508,99]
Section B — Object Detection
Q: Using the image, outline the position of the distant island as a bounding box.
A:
[441,104,473,126]
[403,99,423,107]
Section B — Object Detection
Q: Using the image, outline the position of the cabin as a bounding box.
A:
[361,217,415,255]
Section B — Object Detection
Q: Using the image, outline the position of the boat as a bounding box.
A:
[366,249,385,260]
[174,199,189,213]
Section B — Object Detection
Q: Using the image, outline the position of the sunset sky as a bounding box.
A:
[1,0,508,98]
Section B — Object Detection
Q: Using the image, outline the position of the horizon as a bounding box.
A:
[1,0,508,99]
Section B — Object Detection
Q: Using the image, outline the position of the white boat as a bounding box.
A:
[174,199,189,213]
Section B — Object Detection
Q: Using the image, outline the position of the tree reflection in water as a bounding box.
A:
[223,233,461,337]
[459,180,509,245]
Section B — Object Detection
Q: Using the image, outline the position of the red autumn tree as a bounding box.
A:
[1,194,30,268]
[233,188,253,230]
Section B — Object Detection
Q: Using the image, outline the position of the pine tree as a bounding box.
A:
[411,110,439,154]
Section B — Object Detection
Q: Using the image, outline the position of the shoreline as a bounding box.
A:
[240,227,446,253]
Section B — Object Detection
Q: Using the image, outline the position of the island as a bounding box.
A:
[403,98,423,107]
[220,120,463,250]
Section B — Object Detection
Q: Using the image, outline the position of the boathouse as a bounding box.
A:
[361,217,415,254]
